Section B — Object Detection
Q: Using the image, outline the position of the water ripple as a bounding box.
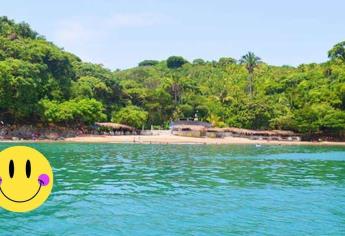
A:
[0,143,344,235]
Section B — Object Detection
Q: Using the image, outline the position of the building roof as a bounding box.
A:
[219,127,297,136]
[171,120,212,128]
[95,122,135,131]
[172,124,206,131]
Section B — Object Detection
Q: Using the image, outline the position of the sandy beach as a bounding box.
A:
[54,134,345,146]
[1,134,344,146]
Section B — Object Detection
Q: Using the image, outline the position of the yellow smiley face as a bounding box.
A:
[0,146,53,213]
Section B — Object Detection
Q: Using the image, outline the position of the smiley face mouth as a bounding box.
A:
[0,181,43,203]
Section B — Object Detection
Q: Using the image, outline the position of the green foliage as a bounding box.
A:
[0,17,344,138]
[192,58,206,65]
[40,98,106,125]
[111,105,148,129]
[240,52,262,96]
[240,52,262,73]
[218,57,237,66]
[70,61,121,118]
[328,41,345,63]
[138,60,159,67]
[0,59,41,122]
[294,104,345,133]
[166,56,188,69]
[71,76,111,100]
[207,114,227,128]
[177,104,194,119]
[0,16,38,39]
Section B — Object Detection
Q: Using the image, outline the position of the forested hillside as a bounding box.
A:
[0,17,344,137]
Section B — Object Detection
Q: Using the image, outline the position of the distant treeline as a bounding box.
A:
[0,16,344,137]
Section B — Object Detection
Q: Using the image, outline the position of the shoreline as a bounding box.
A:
[1,134,344,146]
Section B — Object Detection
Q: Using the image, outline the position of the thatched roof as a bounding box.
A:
[206,127,297,136]
[95,122,135,131]
[271,130,296,136]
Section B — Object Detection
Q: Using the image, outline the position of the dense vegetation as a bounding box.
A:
[0,17,344,137]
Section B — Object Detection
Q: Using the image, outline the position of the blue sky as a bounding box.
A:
[1,0,344,69]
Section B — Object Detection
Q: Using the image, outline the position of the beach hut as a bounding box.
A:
[95,122,137,135]
[170,120,300,140]
[170,120,212,137]
[220,127,300,140]
[171,124,207,138]
[206,128,225,138]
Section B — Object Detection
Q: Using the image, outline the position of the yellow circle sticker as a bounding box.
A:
[0,146,53,213]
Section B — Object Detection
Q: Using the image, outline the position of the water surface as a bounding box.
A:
[0,144,344,235]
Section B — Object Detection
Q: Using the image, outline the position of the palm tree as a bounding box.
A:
[240,52,262,97]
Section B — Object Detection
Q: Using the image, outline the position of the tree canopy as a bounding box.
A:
[328,41,345,63]
[138,60,159,67]
[166,56,188,69]
[112,105,148,129]
[0,17,344,138]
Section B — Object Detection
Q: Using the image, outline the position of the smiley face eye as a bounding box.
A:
[9,160,14,178]
[26,160,31,178]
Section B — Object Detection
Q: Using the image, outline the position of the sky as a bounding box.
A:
[1,0,345,70]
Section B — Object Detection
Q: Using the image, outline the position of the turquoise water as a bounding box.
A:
[0,143,344,235]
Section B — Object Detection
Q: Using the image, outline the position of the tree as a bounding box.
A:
[328,41,345,63]
[294,103,345,133]
[112,105,148,129]
[166,56,188,69]
[40,99,106,125]
[16,22,38,39]
[239,52,262,97]
[71,76,111,100]
[0,16,38,39]
[138,60,159,67]
[177,104,194,118]
[0,59,42,122]
[218,57,236,67]
[1,16,345,140]
[192,58,205,65]
[72,61,122,117]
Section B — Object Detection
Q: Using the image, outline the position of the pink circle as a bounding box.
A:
[38,174,50,186]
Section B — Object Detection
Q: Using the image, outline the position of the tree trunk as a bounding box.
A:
[248,74,253,97]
